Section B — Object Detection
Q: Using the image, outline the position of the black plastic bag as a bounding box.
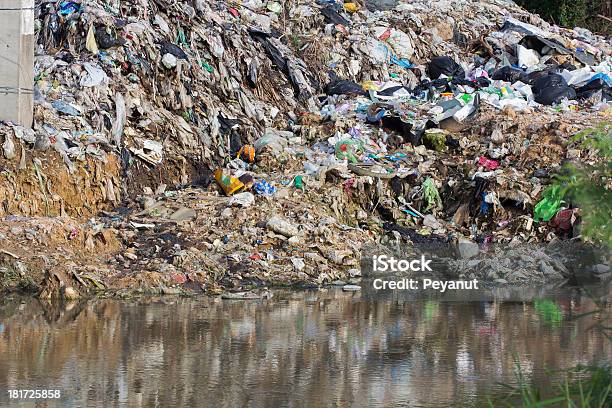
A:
[532,73,576,105]
[491,66,526,83]
[159,40,188,59]
[535,86,576,105]
[376,85,409,97]
[324,75,365,96]
[412,78,452,96]
[321,6,350,26]
[95,26,126,49]
[427,56,465,80]
[532,73,568,93]
[575,79,612,102]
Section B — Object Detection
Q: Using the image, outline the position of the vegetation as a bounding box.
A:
[544,122,612,246]
[490,294,611,407]
[515,1,612,34]
[491,364,612,407]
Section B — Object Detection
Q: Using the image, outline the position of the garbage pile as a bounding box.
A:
[0,0,610,295]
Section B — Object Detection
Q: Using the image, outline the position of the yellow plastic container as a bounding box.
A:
[214,169,245,196]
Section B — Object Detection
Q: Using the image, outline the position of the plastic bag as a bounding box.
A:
[532,74,576,105]
[491,66,526,83]
[2,131,15,160]
[422,178,442,213]
[321,6,350,26]
[427,56,465,80]
[576,78,612,102]
[325,77,365,96]
[335,139,363,163]
[532,74,567,94]
[517,44,539,68]
[534,185,564,222]
[535,86,576,105]
[254,133,288,152]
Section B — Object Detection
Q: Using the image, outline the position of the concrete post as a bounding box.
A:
[0,0,34,127]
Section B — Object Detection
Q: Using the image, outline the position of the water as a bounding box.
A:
[0,287,610,407]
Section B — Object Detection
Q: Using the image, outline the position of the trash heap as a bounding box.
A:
[0,0,610,295]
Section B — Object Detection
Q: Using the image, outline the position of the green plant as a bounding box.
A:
[490,363,612,407]
[537,122,611,246]
[489,294,611,407]
[515,1,611,34]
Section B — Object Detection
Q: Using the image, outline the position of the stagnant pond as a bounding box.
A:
[0,286,610,407]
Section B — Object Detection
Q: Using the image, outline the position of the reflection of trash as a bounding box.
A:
[534,299,563,327]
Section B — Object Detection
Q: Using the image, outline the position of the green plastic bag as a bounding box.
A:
[423,178,442,213]
[335,139,363,164]
[533,185,564,222]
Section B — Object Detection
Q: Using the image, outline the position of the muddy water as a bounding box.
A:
[0,287,610,407]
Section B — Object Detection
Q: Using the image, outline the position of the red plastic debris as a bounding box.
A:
[478,156,500,170]
[378,27,392,41]
[249,253,263,261]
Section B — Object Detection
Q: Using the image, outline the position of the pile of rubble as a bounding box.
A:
[0,0,610,296]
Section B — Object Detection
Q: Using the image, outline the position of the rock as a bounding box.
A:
[466,259,481,268]
[490,127,504,144]
[266,216,299,237]
[596,272,612,281]
[124,251,138,261]
[331,280,347,286]
[170,207,197,222]
[539,260,556,276]
[220,207,233,218]
[494,278,508,284]
[434,21,453,41]
[288,236,302,244]
[342,284,361,291]
[503,105,517,119]
[456,238,479,259]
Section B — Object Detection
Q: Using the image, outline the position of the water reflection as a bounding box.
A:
[0,288,610,407]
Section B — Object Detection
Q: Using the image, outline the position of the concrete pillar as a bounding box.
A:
[0,0,34,127]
